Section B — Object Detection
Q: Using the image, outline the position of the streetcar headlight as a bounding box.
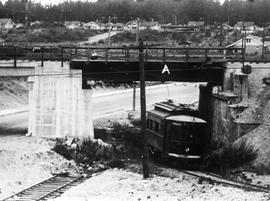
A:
[185,147,190,152]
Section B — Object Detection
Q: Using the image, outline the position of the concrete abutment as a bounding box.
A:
[27,64,93,138]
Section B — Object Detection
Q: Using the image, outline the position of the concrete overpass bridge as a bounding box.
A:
[0,46,248,140]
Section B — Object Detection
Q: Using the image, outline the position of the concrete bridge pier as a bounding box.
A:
[27,64,93,138]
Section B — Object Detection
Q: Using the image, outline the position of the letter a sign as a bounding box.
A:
[162,64,170,74]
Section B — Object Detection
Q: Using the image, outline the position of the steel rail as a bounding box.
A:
[1,175,86,201]
[181,170,270,193]
[35,176,84,201]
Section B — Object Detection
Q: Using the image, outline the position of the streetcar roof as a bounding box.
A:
[147,109,170,119]
[166,115,207,123]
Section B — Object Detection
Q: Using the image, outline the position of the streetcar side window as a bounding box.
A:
[155,122,160,132]
[147,118,160,133]
[147,119,153,130]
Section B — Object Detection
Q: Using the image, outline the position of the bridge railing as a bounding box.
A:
[63,46,244,64]
[0,45,244,68]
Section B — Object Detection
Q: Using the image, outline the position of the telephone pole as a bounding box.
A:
[139,39,150,178]
[219,23,223,47]
[133,17,141,111]
[108,16,111,47]
[24,0,29,34]
[262,25,266,59]
[136,18,140,45]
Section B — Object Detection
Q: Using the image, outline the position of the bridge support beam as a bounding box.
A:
[27,65,93,138]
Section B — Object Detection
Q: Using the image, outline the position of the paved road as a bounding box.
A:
[80,31,119,45]
[0,112,28,136]
[0,83,199,136]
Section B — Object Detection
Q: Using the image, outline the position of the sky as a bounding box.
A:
[0,0,226,6]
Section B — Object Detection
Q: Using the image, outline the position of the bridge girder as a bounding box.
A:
[70,60,226,89]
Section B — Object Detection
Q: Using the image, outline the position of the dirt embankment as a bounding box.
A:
[229,63,270,169]
[0,77,28,110]
[0,136,76,200]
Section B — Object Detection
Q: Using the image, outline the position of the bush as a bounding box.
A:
[52,137,116,166]
[130,118,141,127]
[73,138,114,165]
[203,140,257,174]
[111,122,143,155]
[52,138,73,160]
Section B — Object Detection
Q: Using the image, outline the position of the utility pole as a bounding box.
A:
[139,39,150,178]
[219,23,223,47]
[262,25,265,59]
[132,82,136,111]
[133,17,141,111]
[24,0,29,34]
[108,16,111,47]
[241,22,246,66]
[136,18,140,45]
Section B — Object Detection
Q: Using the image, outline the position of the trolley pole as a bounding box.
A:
[132,82,136,111]
[139,39,150,178]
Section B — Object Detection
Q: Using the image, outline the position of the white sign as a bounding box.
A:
[212,86,222,94]
[162,64,170,74]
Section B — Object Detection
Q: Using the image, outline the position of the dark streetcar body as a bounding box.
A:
[147,101,207,159]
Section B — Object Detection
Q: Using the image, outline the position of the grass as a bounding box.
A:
[110,30,186,44]
[203,140,257,175]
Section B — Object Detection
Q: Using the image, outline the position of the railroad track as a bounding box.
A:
[1,173,89,201]
[153,161,270,193]
[181,170,270,193]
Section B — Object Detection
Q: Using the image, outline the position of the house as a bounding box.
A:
[0,37,5,45]
[0,18,15,30]
[105,22,115,30]
[140,21,160,30]
[234,22,262,34]
[64,21,81,29]
[235,21,254,30]
[178,40,193,47]
[30,20,42,28]
[124,20,160,31]
[253,25,264,32]
[123,20,138,31]
[83,21,106,30]
[15,23,24,29]
[226,34,265,55]
[188,21,205,27]
[217,23,234,31]
[187,21,205,32]
[113,23,124,31]
[161,24,196,32]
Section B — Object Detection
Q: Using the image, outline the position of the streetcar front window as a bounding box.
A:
[169,122,205,142]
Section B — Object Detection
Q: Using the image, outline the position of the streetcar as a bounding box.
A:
[147,100,207,159]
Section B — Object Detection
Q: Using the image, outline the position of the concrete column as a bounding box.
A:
[199,83,212,121]
[233,73,248,103]
[199,83,213,143]
[27,76,34,136]
[28,65,93,138]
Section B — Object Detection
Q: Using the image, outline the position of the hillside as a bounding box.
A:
[0,77,28,110]
[230,63,270,171]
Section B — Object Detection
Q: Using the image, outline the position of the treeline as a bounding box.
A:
[0,0,270,25]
